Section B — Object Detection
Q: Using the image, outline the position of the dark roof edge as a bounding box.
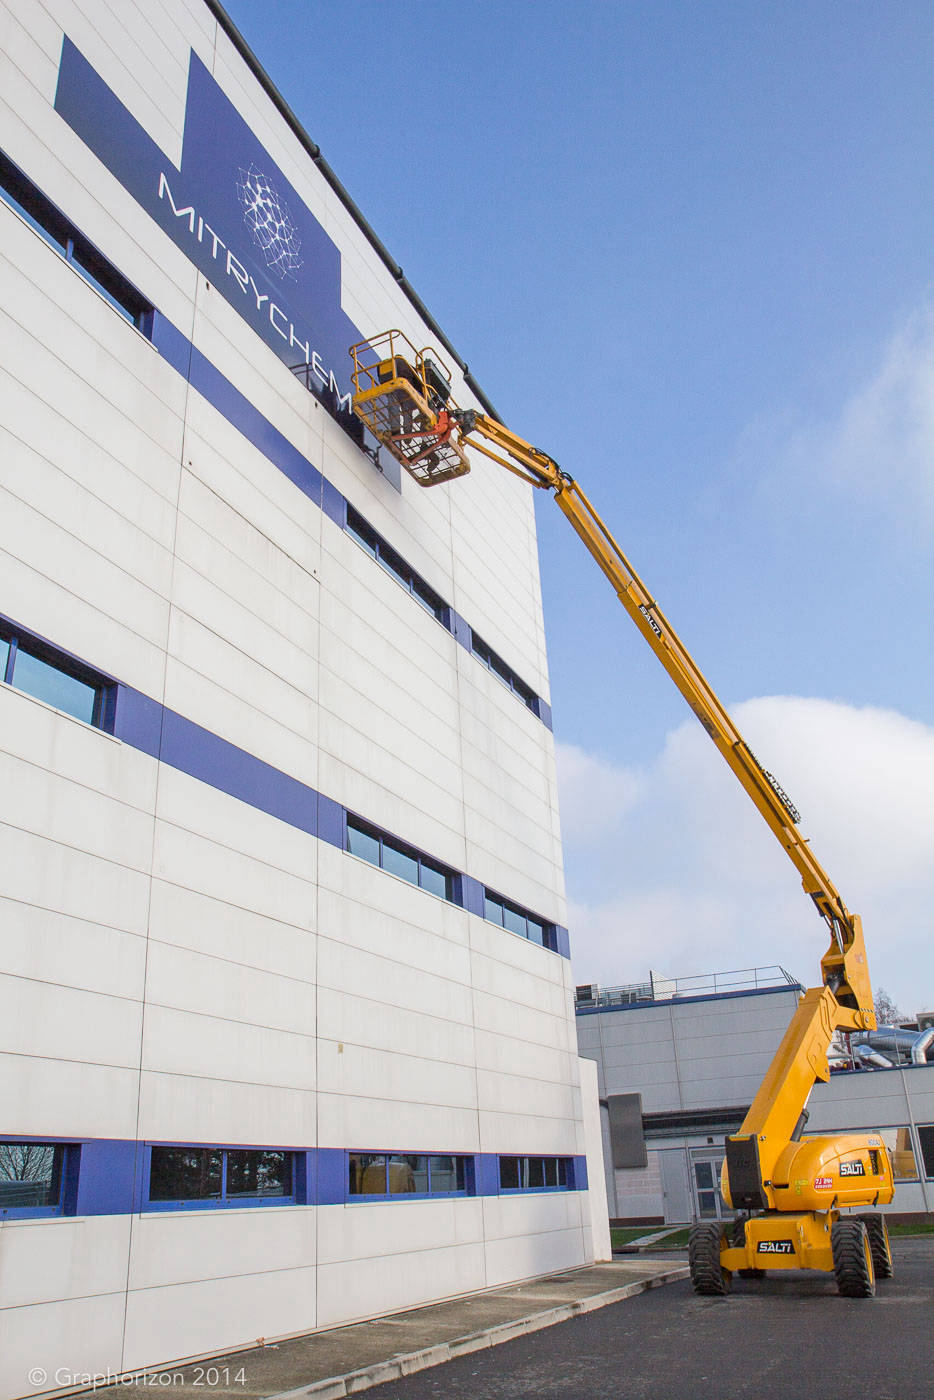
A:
[202,0,501,422]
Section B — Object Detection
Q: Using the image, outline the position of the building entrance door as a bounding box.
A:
[691,1151,729,1221]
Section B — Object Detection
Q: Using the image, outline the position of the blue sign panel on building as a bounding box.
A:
[54,36,388,473]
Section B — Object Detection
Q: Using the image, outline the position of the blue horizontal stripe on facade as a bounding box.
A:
[0,1136,587,1218]
[149,310,553,732]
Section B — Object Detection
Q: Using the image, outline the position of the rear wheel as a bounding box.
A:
[731,1217,764,1279]
[854,1213,894,1279]
[831,1218,876,1298]
[689,1221,732,1295]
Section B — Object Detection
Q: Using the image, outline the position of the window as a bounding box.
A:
[147,1146,295,1208]
[0,622,112,729]
[483,889,554,950]
[873,1126,918,1181]
[0,1142,67,1218]
[918,1124,934,1179]
[348,1152,471,1198]
[346,815,456,902]
[346,505,448,624]
[498,1156,570,1192]
[0,149,153,333]
[470,630,539,714]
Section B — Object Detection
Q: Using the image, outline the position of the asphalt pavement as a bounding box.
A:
[360,1236,934,1400]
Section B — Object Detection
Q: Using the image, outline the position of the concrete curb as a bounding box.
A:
[268,1266,689,1400]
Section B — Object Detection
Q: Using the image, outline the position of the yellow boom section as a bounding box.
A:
[348,332,878,1073]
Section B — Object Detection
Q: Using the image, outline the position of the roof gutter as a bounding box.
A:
[202,0,502,422]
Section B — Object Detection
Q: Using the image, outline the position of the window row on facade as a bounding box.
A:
[0,1142,583,1219]
[344,506,545,717]
[0,147,152,332]
[345,814,561,950]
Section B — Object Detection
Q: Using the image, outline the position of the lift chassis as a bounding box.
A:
[349,331,895,1298]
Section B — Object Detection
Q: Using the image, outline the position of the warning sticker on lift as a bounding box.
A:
[813,1176,834,1190]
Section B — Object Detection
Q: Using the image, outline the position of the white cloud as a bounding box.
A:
[781,305,934,535]
[560,697,934,1014]
[554,742,644,848]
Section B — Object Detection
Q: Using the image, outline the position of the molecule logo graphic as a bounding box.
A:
[236,163,303,279]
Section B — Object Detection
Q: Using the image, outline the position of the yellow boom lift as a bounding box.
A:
[349,331,896,1298]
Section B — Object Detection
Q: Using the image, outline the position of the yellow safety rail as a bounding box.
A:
[349,331,470,485]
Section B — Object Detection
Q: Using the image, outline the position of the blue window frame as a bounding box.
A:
[470,632,538,713]
[0,620,113,729]
[146,1146,297,1210]
[0,148,153,334]
[498,1155,572,1193]
[346,814,457,903]
[483,889,554,950]
[347,1152,474,1200]
[0,1142,68,1218]
[346,505,449,625]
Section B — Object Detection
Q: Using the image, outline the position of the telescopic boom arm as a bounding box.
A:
[348,330,874,1045]
[350,329,894,1289]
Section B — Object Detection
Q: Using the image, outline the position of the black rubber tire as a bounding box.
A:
[730,1218,765,1279]
[831,1218,876,1298]
[854,1213,894,1279]
[689,1221,732,1295]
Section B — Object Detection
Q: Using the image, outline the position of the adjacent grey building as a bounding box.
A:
[576,969,801,1224]
[577,967,934,1224]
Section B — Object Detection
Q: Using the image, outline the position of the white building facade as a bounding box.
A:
[0,1,608,1390]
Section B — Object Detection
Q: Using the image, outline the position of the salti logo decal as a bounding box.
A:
[813,1176,834,1190]
[757,1240,794,1254]
[237,164,303,279]
[839,1160,866,1178]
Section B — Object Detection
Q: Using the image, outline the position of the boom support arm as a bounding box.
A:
[348,333,877,1195]
[456,409,874,1033]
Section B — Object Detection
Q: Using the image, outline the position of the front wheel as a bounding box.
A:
[689,1221,732,1295]
[831,1218,876,1298]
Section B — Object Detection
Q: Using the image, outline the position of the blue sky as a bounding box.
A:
[223,0,934,1010]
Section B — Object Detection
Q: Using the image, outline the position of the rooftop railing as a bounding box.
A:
[575,965,799,1010]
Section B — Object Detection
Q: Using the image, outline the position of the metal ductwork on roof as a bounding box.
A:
[851,1024,934,1068]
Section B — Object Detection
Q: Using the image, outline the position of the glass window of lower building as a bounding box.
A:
[148,1146,295,1208]
[498,1155,570,1192]
[877,1126,919,1180]
[0,1141,66,1218]
[348,1152,471,1198]
[918,1124,934,1179]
